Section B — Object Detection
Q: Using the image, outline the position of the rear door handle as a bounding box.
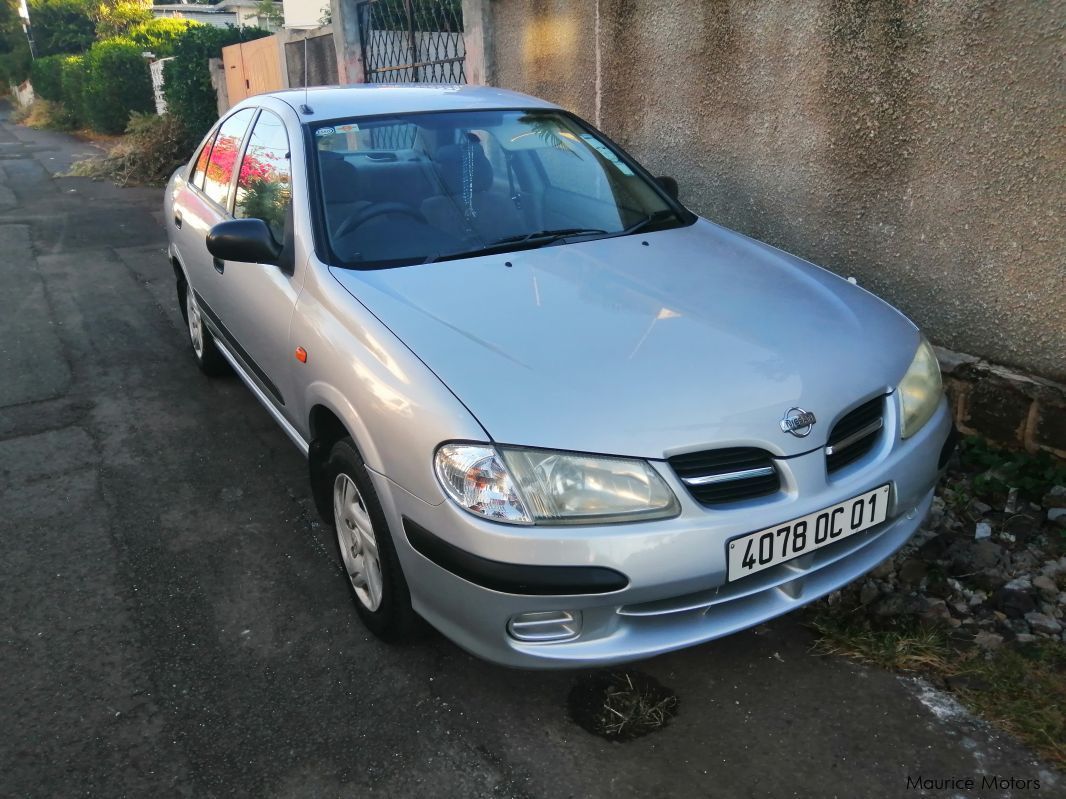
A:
[173,211,182,229]
[213,257,225,274]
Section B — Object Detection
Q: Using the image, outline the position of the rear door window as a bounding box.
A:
[202,108,255,209]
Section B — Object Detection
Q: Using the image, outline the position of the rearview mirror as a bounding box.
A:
[656,175,679,200]
[207,219,281,265]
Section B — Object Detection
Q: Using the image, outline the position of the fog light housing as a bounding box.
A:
[507,610,582,643]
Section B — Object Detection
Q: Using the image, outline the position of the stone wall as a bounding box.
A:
[484,0,1066,384]
[940,347,1066,458]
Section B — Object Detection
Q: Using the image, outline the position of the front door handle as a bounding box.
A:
[213,257,225,274]
[173,211,182,229]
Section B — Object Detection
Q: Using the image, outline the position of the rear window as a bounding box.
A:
[202,108,255,208]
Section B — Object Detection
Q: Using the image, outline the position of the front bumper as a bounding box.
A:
[371,397,953,669]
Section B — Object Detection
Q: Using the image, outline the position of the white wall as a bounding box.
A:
[283,0,329,29]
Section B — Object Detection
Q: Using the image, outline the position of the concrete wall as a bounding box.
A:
[283,27,340,87]
[488,0,1066,382]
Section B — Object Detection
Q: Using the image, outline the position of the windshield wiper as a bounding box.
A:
[489,228,609,247]
[423,228,609,264]
[421,214,683,265]
[620,208,681,236]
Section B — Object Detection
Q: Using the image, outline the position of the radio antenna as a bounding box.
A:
[290,26,318,115]
[301,35,311,113]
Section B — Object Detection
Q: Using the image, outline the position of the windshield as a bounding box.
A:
[312,109,688,268]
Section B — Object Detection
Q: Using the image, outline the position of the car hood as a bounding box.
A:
[330,219,919,459]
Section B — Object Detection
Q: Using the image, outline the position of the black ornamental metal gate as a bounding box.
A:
[356,0,466,84]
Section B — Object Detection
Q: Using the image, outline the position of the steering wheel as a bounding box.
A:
[334,203,426,240]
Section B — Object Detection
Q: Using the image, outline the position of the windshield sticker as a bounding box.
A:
[579,134,634,176]
[333,123,359,133]
[315,127,335,137]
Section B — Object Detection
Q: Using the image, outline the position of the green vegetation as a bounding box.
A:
[29,53,64,100]
[12,0,271,179]
[27,0,95,56]
[82,37,153,133]
[124,17,197,56]
[10,0,260,142]
[26,0,150,55]
[58,54,85,126]
[239,175,291,238]
[93,0,151,39]
[254,0,283,29]
[162,24,270,146]
[960,435,1066,506]
[10,0,241,139]
[0,0,32,84]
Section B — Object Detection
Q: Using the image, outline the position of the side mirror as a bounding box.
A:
[656,175,679,201]
[207,218,281,265]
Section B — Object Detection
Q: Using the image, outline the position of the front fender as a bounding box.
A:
[293,262,489,504]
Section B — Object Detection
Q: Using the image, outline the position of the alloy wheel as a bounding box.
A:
[186,289,204,359]
[333,473,384,611]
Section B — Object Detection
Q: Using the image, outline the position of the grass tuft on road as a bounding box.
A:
[810,611,1066,768]
[568,670,680,742]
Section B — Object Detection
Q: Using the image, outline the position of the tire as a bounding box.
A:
[324,437,419,641]
[178,279,229,377]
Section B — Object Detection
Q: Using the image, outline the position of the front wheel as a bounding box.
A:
[179,280,228,376]
[325,437,419,641]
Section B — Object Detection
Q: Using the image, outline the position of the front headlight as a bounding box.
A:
[898,337,943,438]
[434,444,680,526]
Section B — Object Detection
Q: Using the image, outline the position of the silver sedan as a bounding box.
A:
[164,85,954,667]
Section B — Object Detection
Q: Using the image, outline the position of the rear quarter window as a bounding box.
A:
[190,131,217,190]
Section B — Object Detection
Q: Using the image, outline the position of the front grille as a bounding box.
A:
[668,447,780,505]
[826,395,885,473]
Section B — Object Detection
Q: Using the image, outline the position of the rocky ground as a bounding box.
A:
[832,440,1066,647]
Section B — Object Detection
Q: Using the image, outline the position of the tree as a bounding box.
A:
[0,0,32,84]
[26,0,151,58]
[254,0,282,29]
[124,17,198,56]
[163,24,270,145]
[94,0,151,39]
[26,0,95,56]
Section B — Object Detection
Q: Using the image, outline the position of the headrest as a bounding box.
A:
[434,136,493,195]
[319,156,361,204]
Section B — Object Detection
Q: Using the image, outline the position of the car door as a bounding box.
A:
[212,108,303,422]
[174,107,257,324]
[170,124,217,292]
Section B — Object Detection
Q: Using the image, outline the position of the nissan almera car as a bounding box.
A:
[165,85,955,667]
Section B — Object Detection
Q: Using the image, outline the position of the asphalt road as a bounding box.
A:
[0,104,1059,799]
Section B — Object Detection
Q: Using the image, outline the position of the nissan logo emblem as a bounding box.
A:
[780,407,817,437]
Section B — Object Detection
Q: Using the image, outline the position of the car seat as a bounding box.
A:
[421,135,526,243]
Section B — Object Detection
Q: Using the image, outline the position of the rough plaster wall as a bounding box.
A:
[285,33,340,87]
[491,0,1066,381]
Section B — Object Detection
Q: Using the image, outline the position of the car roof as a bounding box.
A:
[254,84,560,122]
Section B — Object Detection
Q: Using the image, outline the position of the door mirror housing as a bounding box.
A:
[656,175,679,200]
[207,219,281,265]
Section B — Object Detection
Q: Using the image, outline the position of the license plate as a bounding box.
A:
[727,484,891,581]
